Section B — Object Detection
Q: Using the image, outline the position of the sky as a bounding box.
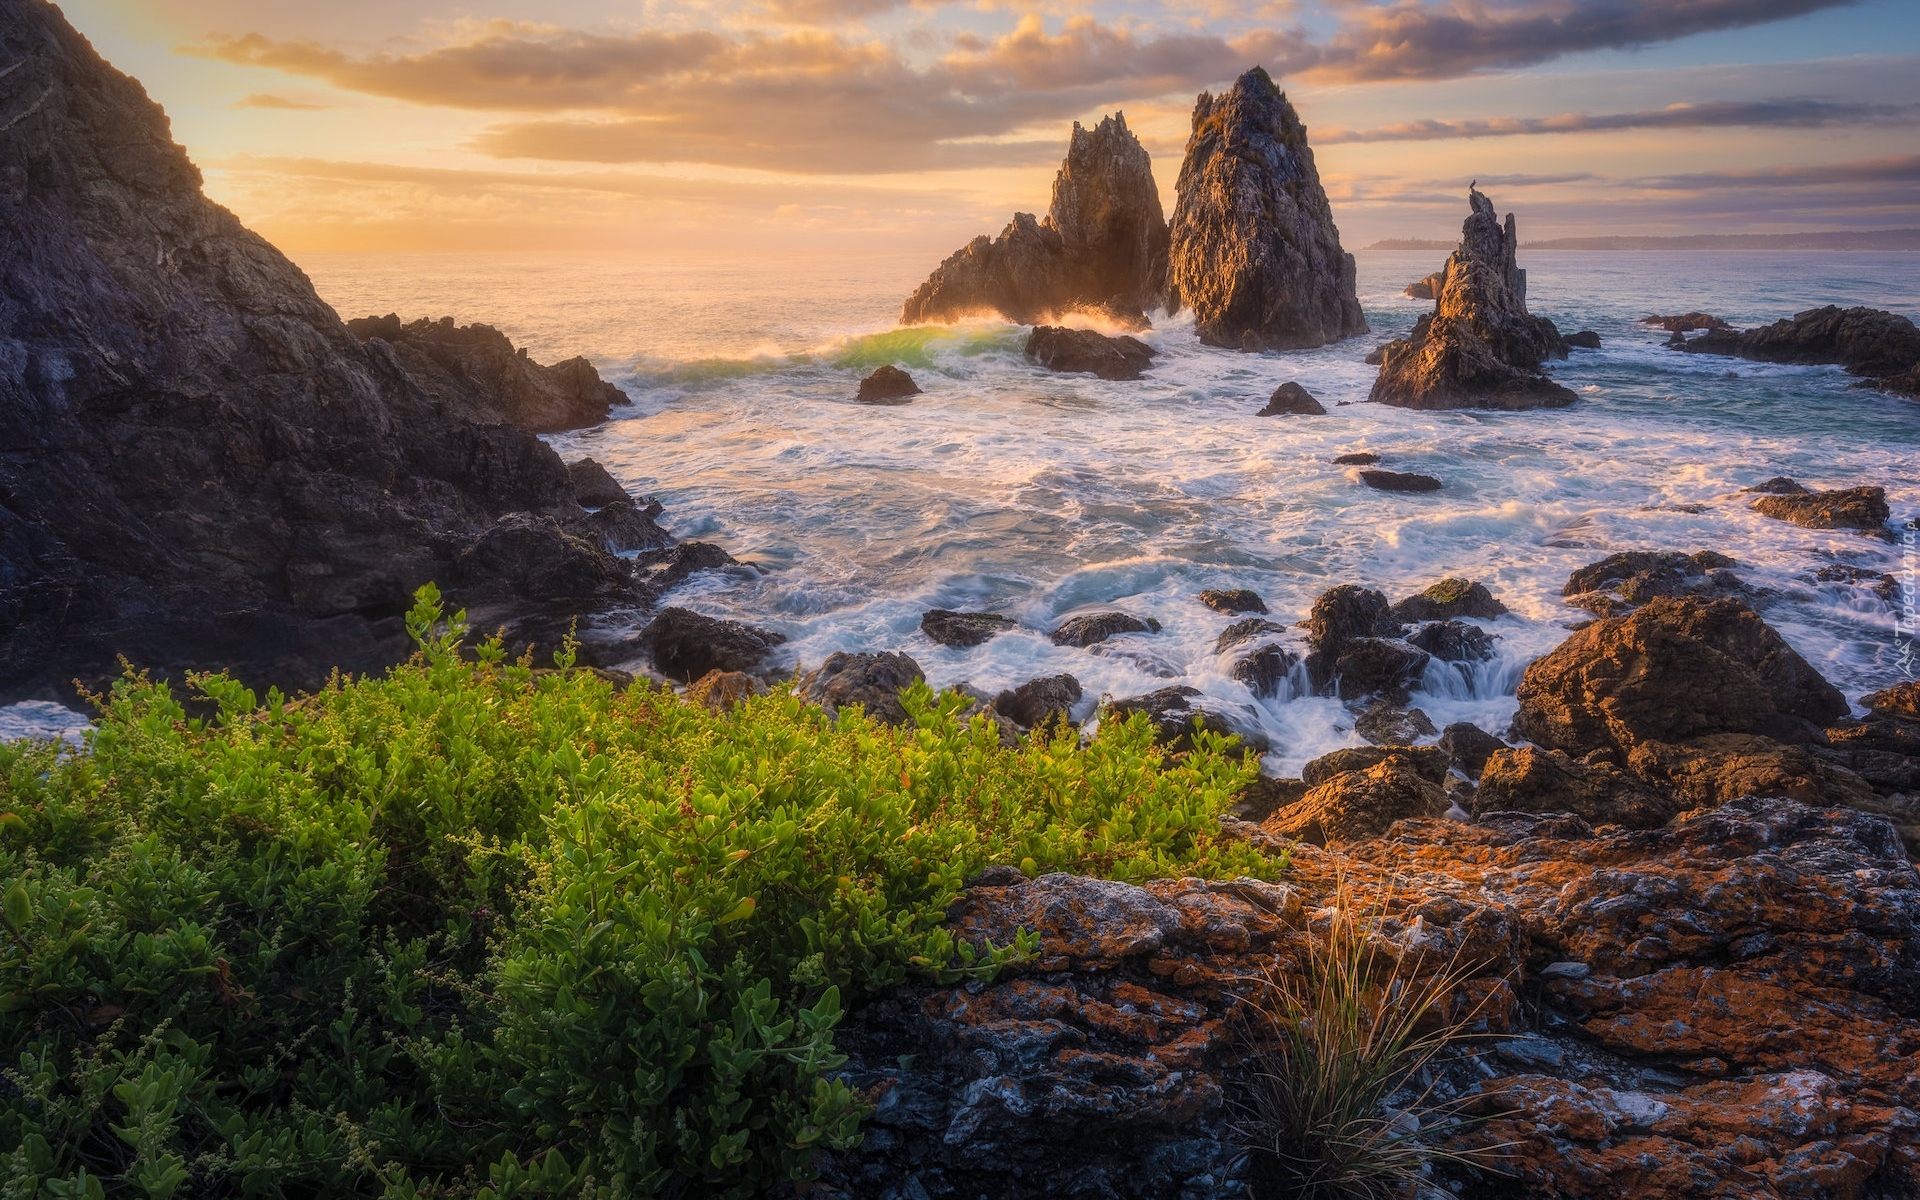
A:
[59,0,1920,257]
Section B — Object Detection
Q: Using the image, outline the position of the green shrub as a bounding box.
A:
[2,586,1276,1198]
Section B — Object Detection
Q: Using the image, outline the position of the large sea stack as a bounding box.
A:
[0,0,634,699]
[1370,188,1575,410]
[901,114,1168,327]
[1165,67,1366,351]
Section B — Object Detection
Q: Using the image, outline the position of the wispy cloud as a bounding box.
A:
[1320,97,1911,142]
[229,92,330,110]
[1630,152,1920,188]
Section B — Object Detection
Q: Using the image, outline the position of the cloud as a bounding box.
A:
[1630,153,1920,188]
[229,92,329,110]
[1321,97,1912,142]
[1301,0,1859,83]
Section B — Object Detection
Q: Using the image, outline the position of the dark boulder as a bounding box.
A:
[1473,746,1678,830]
[1332,451,1380,465]
[1681,305,1920,378]
[1322,638,1431,703]
[1255,382,1326,415]
[1744,476,1809,495]
[456,512,633,602]
[1107,686,1267,753]
[1199,588,1268,614]
[346,314,629,434]
[902,114,1168,327]
[1407,619,1496,664]
[1050,611,1158,647]
[567,458,630,507]
[1389,577,1508,622]
[1353,702,1437,745]
[640,542,741,590]
[1024,326,1156,380]
[1360,469,1442,492]
[1439,721,1506,778]
[855,365,921,404]
[1750,486,1889,532]
[640,608,786,681]
[1214,617,1289,655]
[798,651,925,726]
[1560,550,1736,616]
[1228,643,1298,700]
[1165,68,1367,351]
[1564,330,1602,349]
[991,674,1084,730]
[574,501,673,555]
[1307,585,1401,652]
[1403,270,1445,300]
[1369,189,1576,411]
[921,609,1017,648]
[1642,312,1732,333]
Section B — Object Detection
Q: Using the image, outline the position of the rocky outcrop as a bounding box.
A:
[990,674,1083,731]
[1214,617,1287,655]
[1407,619,1495,665]
[798,651,925,726]
[1359,469,1441,492]
[1254,382,1324,415]
[1681,305,1920,377]
[1861,366,1920,400]
[345,314,628,433]
[1751,485,1890,532]
[855,365,920,404]
[1369,189,1576,411]
[1050,611,1158,648]
[1198,588,1267,615]
[921,609,1016,648]
[1474,745,1678,829]
[1389,577,1507,623]
[1263,756,1447,845]
[1561,549,1739,617]
[639,608,786,681]
[1165,68,1366,351]
[1642,312,1732,333]
[0,1,646,700]
[1024,326,1155,380]
[566,458,630,508]
[1301,584,1427,700]
[1404,270,1445,300]
[902,115,1169,327]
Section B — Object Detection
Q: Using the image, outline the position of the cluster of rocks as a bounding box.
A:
[1658,305,1920,400]
[1744,476,1892,534]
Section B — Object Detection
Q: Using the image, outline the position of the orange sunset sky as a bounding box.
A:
[58,0,1920,256]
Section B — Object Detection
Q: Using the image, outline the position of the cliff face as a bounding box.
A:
[0,0,624,699]
[901,114,1168,327]
[346,315,629,434]
[1165,68,1366,351]
[1369,189,1575,410]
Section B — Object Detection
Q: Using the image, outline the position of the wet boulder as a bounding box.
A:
[1681,305,1920,378]
[1333,451,1380,465]
[1439,722,1507,778]
[1563,330,1601,350]
[640,541,742,590]
[1473,746,1678,830]
[1228,643,1298,700]
[856,364,921,404]
[1214,617,1289,654]
[1750,485,1889,532]
[1407,619,1496,664]
[921,609,1017,648]
[571,500,673,555]
[1025,326,1156,380]
[1561,549,1737,616]
[1642,312,1732,333]
[1051,611,1159,648]
[1263,757,1448,846]
[1255,382,1326,416]
[1107,686,1268,753]
[1199,588,1268,614]
[1353,703,1437,745]
[1389,577,1508,623]
[798,651,925,726]
[640,608,786,681]
[566,457,630,507]
[991,674,1084,730]
[1360,469,1442,493]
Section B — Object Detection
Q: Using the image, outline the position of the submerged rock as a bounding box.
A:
[1165,68,1366,351]
[855,364,921,404]
[1750,485,1890,532]
[1024,326,1156,380]
[902,114,1168,326]
[1369,189,1576,411]
[1642,312,1733,333]
[1255,381,1325,415]
[920,609,1016,648]
[639,608,786,681]
[798,651,925,726]
[1681,305,1920,377]
[1198,588,1268,614]
[1050,611,1158,648]
[1359,469,1442,492]
[1407,619,1496,664]
[347,314,629,433]
[1213,616,1288,655]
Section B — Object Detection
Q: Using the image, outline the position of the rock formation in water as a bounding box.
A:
[0,0,637,699]
[1164,68,1366,351]
[1024,326,1156,380]
[1369,189,1576,410]
[1255,381,1324,415]
[855,364,921,404]
[345,314,628,433]
[1403,270,1445,300]
[901,115,1168,327]
[1681,305,1920,378]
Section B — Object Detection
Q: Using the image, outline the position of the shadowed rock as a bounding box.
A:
[1390,577,1508,623]
[1408,620,1496,664]
[991,674,1083,730]
[1564,330,1601,349]
[1360,469,1442,492]
[1474,746,1678,829]
[1166,68,1366,351]
[799,651,925,726]
[921,609,1016,648]
[1303,745,1450,786]
[1051,611,1159,647]
[856,365,921,404]
[1682,305,1920,377]
[1369,189,1575,411]
[1024,326,1156,380]
[346,314,629,433]
[1750,485,1889,532]
[1439,721,1506,778]
[566,458,629,508]
[1228,643,1298,699]
[640,608,786,681]
[902,114,1168,327]
[1199,588,1268,614]
[1642,312,1732,333]
[1256,382,1326,415]
[1332,451,1380,465]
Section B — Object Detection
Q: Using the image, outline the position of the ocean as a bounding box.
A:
[7,250,1916,768]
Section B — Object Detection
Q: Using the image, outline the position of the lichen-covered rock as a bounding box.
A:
[639,607,786,681]
[1369,189,1576,411]
[346,314,629,433]
[1625,733,1879,811]
[1750,485,1890,532]
[902,114,1168,326]
[1513,596,1848,760]
[682,669,765,712]
[1302,744,1451,786]
[1390,577,1508,623]
[798,651,925,726]
[1682,305,1920,377]
[1255,382,1325,415]
[855,364,921,404]
[1024,326,1156,380]
[1263,758,1448,845]
[1474,745,1678,829]
[1165,68,1366,351]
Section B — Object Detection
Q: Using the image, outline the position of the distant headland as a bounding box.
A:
[1368,228,1920,251]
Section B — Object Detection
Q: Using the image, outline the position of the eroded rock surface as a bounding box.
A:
[639,607,785,681]
[1682,305,1920,378]
[1370,189,1576,411]
[856,364,921,404]
[1751,485,1890,532]
[1165,68,1366,351]
[1255,382,1325,415]
[346,314,628,433]
[902,115,1168,327]
[799,651,925,726]
[1025,326,1156,380]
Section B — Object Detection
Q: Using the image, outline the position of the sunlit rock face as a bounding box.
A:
[1369,188,1576,410]
[1165,67,1367,352]
[902,114,1169,328]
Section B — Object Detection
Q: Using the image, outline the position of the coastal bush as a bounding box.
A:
[1,586,1273,1199]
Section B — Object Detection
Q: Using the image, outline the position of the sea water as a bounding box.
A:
[7,250,1915,769]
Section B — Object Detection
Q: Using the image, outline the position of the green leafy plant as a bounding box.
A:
[1,584,1276,1198]
[1231,880,1508,1200]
